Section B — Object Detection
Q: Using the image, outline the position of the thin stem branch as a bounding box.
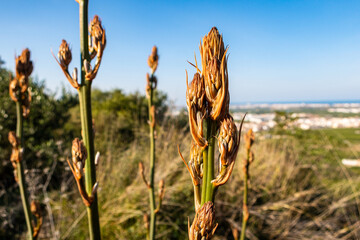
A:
[79,0,101,239]
[205,120,216,202]
[148,74,156,240]
[240,150,250,240]
[201,118,209,205]
[16,101,34,240]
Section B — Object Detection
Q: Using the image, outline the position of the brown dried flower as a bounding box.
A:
[148,46,159,73]
[16,48,33,81]
[71,138,87,179]
[186,72,207,148]
[158,179,165,199]
[200,27,229,120]
[8,131,19,148]
[218,115,239,166]
[189,201,218,240]
[30,200,41,219]
[89,15,106,55]
[212,114,245,187]
[58,40,72,69]
[245,129,255,151]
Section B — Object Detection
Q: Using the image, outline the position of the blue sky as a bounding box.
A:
[1,0,360,104]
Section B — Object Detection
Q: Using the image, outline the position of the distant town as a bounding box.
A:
[230,102,360,132]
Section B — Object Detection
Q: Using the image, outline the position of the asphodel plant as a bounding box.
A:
[139,46,165,240]
[178,27,246,239]
[52,1,106,239]
[8,49,42,239]
[239,129,255,240]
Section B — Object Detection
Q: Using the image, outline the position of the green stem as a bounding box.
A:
[205,120,216,202]
[201,119,209,205]
[16,101,34,240]
[148,77,156,240]
[79,0,101,239]
[240,151,250,240]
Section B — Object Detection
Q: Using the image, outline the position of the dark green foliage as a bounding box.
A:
[0,62,169,238]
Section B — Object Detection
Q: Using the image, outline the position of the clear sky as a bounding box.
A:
[1,0,360,105]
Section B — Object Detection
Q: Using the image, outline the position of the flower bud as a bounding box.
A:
[186,72,207,148]
[212,114,245,187]
[16,48,33,80]
[144,214,150,230]
[9,78,20,102]
[21,90,31,118]
[158,179,165,199]
[200,27,229,120]
[89,15,106,53]
[148,46,159,73]
[72,67,78,82]
[71,138,87,179]
[30,200,41,219]
[91,182,99,196]
[84,59,92,74]
[8,131,19,148]
[245,129,255,151]
[218,115,239,166]
[190,142,203,179]
[58,40,72,69]
[189,201,218,240]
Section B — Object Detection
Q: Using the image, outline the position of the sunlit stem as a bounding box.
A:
[148,73,157,240]
[79,0,101,239]
[240,150,250,240]
[16,101,34,240]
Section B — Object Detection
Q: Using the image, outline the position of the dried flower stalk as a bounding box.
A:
[179,27,246,239]
[239,129,255,240]
[52,1,106,238]
[139,46,165,240]
[9,49,39,239]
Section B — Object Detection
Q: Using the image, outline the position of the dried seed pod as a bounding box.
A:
[8,131,19,148]
[58,40,72,69]
[144,213,150,230]
[200,27,229,120]
[249,151,255,164]
[30,200,41,219]
[218,115,239,166]
[190,142,203,179]
[158,179,165,200]
[16,48,33,81]
[189,201,218,240]
[245,129,255,151]
[71,138,87,179]
[21,89,31,118]
[9,78,20,102]
[186,72,207,148]
[148,46,159,73]
[212,114,246,187]
[146,73,151,98]
[89,15,106,54]
[10,148,21,164]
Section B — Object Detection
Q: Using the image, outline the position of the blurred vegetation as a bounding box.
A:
[1,61,360,239]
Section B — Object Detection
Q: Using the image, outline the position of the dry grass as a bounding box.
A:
[36,124,360,239]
